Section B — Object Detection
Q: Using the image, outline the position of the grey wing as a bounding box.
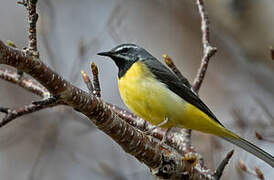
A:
[142,58,224,126]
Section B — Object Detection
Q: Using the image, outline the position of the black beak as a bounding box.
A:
[97,51,113,57]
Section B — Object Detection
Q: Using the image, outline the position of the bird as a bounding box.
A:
[98,44,274,167]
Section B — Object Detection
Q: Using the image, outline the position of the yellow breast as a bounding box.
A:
[118,61,186,128]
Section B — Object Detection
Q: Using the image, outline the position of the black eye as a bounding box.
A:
[118,48,129,54]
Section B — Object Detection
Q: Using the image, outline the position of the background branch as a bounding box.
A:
[0,67,48,97]
[18,0,39,53]
[238,160,265,180]
[0,101,58,127]
[214,150,234,180]
[271,47,273,60]
[192,0,217,93]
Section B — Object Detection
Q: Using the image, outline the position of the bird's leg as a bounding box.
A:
[160,127,172,145]
[144,117,170,135]
[156,116,170,128]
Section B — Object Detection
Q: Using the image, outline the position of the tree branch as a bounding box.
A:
[214,150,234,180]
[18,0,39,54]
[0,100,59,127]
[91,62,101,97]
[192,0,217,93]
[238,160,265,180]
[0,67,48,97]
[81,70,94,94]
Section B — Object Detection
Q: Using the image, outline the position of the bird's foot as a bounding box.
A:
[144,117,170,136]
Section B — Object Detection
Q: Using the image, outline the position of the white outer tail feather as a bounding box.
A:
[222,136,274,167]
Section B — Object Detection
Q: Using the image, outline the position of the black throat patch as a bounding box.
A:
[117,60,136,79]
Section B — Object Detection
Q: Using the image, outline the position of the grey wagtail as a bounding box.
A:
[98,44,274,167]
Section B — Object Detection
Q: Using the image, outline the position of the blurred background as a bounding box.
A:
[0,0,273,179]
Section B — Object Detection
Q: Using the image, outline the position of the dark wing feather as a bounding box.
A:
[142,58,223,126]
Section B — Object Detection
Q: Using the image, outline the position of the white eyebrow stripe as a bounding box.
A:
[115,45,138,52]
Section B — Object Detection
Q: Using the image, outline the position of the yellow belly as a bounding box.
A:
[118,61,236,138]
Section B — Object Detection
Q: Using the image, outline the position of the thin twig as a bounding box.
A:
[214,150,234,180]
[81,70,94,94]
[238,160,265,180]
[162,54,191,88]
[254,167,264,180]
[0,105,41,127]
[192,0,217,93]
[255,132,274,143]
[0,99,60,127]
[81,62,101,97]
[0,67,49,97]
[81,70,93,95]
[27,0,39,54]
[91,62,101,97]
[17,0,39,55]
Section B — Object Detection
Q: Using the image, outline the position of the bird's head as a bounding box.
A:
[98,44,152,78]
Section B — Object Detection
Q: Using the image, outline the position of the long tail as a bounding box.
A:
[222,135,274,167]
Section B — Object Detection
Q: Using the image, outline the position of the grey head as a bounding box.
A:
[97,44,153,78]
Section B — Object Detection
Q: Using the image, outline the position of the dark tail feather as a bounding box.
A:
[222,136,274,167]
